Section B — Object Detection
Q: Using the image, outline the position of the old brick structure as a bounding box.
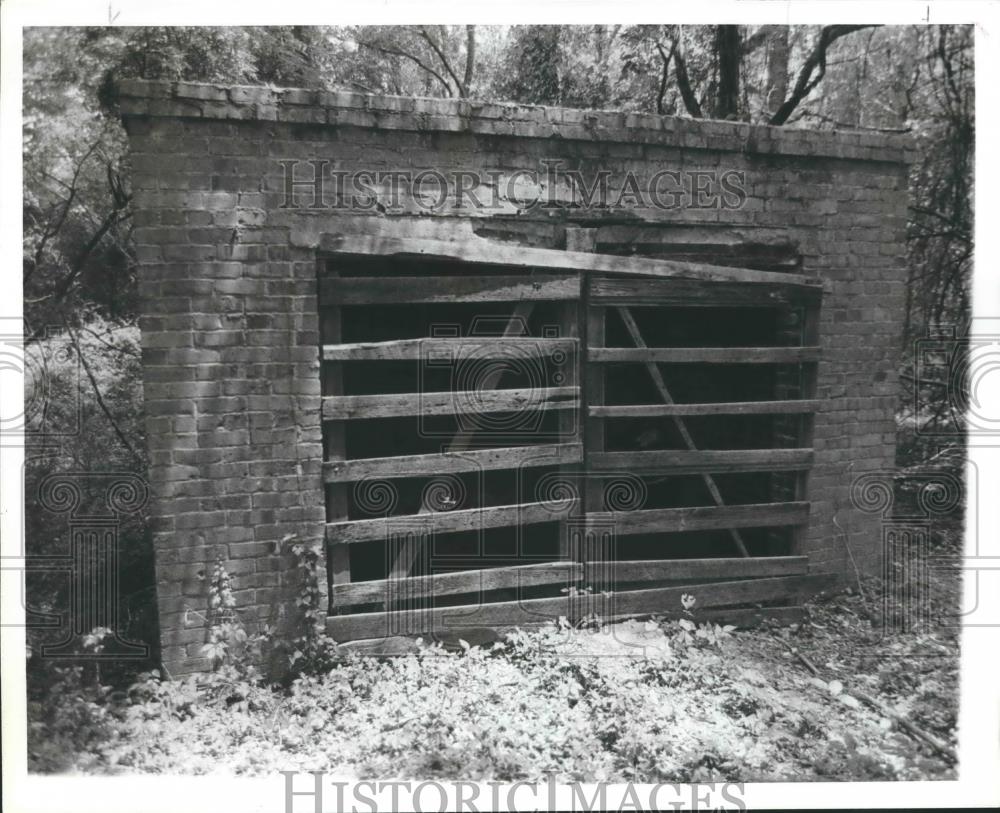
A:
[119,80,912,675]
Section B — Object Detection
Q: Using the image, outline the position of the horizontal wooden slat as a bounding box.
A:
[325,499,578,544]
[331,561,583,607]
[589,275,822,307]
[585,501,810,536]
[320,235,825,289]
[325,442,582,482]
[586,555,809,584]
[589,346,821,364]
[325,573,838,641]
[320,273,580,305]
[591,448,814,475]
[322,386,579,420]
[336,606,808,652]
[323,337,577,362]
[589,399,821,418]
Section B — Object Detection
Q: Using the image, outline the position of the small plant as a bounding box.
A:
[200,559,251,670]
[658,594,736,652]
[284,539,340,676]
[665,617,736,651]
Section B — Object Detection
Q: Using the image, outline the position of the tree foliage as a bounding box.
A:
[23,24,973,336]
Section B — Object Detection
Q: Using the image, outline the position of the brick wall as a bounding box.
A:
[119,80,911,675]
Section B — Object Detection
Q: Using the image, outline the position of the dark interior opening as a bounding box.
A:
[321,255,813,614]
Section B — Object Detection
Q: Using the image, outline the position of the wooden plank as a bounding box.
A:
[324,442,583,483]
[587,225,803,274]
[591,448,814,475]
[589,346,822,364]
[590,400,821,418]
[319,273,580,305]
[601,573,835,616]
[320,262,352,600]
[792,302,821,557]
[582,305,609,579]
[325,499,579,544]
[585,501,810,536]
[331,562,583,607]
[325,573,837,640]
[319,235,824,289]
[333,606,807,652]
[556,299,581,559]
[322,386,579,420]
[323,337,576,362]
[586,555,809,584]
[589,276,821,307]
[583,307,606,497]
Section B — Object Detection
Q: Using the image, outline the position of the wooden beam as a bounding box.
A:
[589,399,821,418]
[332,562,583,607]
[614,306,751,557]
[319,235,824,289]
[589,275,821,307]
[792,302,822,557]
[323,337,576,362]
[333,605,807,652]
[319,273,580,305]
[587,555,809,583]
[325,442,583,483]
[325,499,579,545]
[582,305,609,582]
[555,299,581,560]
[324,572,838,640]
[589,346,822,364]
[322,385,579,420]
[585,500,810,536]
[591,448,814,475]
[320,262,352,602]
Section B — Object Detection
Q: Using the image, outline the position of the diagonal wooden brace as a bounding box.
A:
[615,306,751,557]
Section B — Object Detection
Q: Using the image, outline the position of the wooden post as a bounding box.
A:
[556,297,580,560]
[792,302,820,557]
[320,261,351,609]
[583,302,615,614]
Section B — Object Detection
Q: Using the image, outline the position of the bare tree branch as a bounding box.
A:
[670,29,703,118]
[25,140,102,285]
[419,27,465,98]
[27,165,131,343]
[64,320,143,465]
[357,38,454,97]
[769,25,879,126]
[655,40,678,115]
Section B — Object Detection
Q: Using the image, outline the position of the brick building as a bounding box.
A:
[118,80,912,675]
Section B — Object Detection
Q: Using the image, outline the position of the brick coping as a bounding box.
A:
[117,79,914,165]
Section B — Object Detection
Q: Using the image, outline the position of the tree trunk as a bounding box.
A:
[714,25,741,119]
[463,25,476,97]
[763,26,789,120]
